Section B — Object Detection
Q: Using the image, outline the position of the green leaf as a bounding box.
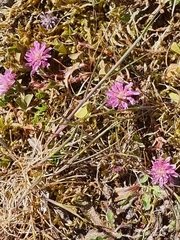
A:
[53,39,67,54]
[133,134,142,142]
[142,194,151,210]
[0,96,8,107]
[170,0,180,6]
[16,93,33,110]
[24,94,33,107]
[33,104,47,125]
[0,157,12,167]
[35,90,46,100]
[74,103,91,119]
[121,13,131,23]
[57,44,67,54]
[139,174,149,184]
[171,42,180,54]
[168,220,176,231]
[152,185,162,199]
[35,104,47,115]
[33,115,39,125]
[16,97,27,110]
[169,92,180,103]
[8,45,18,53]
[106,209,115,228]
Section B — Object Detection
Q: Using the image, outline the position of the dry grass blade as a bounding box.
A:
[45,198,86,222]
[0,0,180,239]
[46,4,161,144]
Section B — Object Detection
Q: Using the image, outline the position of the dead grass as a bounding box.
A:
[0,0,180,239]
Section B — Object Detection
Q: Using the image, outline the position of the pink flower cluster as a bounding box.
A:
[25,41,52,75]
[0,68,16,96]
[148,156,178,187]
[105,77,139,110]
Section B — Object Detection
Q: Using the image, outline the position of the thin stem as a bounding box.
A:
[46,8,160,145]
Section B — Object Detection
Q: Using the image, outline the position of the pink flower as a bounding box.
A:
[39,12,58,30]
[148,156,178,187]
[25,41,52,75]
[0,68,16,96]
[105,77,139,110]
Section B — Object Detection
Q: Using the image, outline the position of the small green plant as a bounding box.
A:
[0,0,179,239]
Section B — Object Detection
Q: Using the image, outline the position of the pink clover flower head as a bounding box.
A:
[25,41,52,75]
[105,77,139,110]
[148,156,178,187]
[39,12,58,30]
[0,68,16,96]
